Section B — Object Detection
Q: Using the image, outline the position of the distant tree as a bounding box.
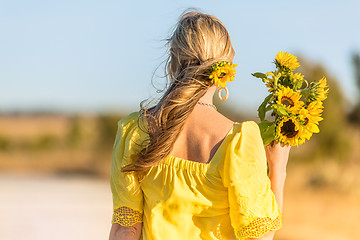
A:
[0,135,11,151]
[353,53,360,92]
[66,115,82,148]
[96,114,124,150]
[348,53,360,124]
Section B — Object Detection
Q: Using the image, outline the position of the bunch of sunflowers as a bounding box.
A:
[252,51,329,146]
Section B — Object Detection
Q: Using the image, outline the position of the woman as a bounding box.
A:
[109,11,289,240]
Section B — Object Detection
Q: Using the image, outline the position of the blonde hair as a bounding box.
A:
[122,10,235,176]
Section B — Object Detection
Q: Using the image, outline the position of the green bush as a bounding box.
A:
[97,114,124,149]
[33,134,58,150]
[0,135,11,151]
[66,115,83,148]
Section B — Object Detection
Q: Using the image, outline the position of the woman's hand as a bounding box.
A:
[264,141,290,213]
[109,222,142,240]
[265,141,291,172]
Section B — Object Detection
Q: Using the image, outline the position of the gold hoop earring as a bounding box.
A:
[218,87,229,101]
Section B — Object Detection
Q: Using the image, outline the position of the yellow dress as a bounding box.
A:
[110,112,282,240]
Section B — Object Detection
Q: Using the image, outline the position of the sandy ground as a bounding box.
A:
[275,161,360,240]
[1,170,359,240]
[0,173,112,240]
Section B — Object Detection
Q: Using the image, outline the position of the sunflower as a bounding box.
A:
[306,77,329,103]
[316,77,329,102]
[275,51,300,70]
[291,72,304,81]
[276,116,303,146]
[276,87,304,114]
[298,107,320,140]
[209,61,238,88]
[306,101,324,122]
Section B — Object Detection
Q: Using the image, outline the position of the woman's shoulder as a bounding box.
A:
[117,111,140,127]
[231,120,260,137]
[112,111,148,164]
[240,120,260,132]
[227,120,264,157]
[219,120,267,178]
[117,111,148,133]
[115,111,149,143]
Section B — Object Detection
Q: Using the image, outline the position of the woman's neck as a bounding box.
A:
[198,85,216,104]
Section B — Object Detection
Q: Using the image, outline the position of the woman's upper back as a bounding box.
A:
[162,104,235,164]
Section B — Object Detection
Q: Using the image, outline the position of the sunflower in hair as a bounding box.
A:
[209,61,238,88]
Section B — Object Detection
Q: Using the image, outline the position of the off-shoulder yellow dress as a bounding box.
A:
[110,111,282,240]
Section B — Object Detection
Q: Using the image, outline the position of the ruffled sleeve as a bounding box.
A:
[219,121,282,240]
[110,112,147,226]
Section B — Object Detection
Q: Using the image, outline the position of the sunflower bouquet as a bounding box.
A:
[252,51,329,146]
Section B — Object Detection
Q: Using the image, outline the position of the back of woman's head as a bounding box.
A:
[168,11,234,81]
[122,11,235,177]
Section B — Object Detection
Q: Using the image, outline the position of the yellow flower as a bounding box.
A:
[316,77,329,102]
[276,87,304,114]
[209,62,238,88]
[298,107,321,140]
[306,101,324,123]
[276,116,303,146]
[307,77,329,103]
[291,72,304,81]
[275,51,300,70]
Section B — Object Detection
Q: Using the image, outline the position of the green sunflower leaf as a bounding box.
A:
[272,104,289,116]
[257,94,272,121]
[258,121,276,146]
[265,105,273,112]
[252,72,267,79]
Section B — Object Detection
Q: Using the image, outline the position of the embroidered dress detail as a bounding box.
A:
[112,206,142,226]
[237,214,282,239]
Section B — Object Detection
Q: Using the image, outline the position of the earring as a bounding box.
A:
[218,87,229,101]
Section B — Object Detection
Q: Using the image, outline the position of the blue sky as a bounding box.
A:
[1,0,359,114]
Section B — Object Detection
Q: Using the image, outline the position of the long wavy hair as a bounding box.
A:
[122,10,235,177]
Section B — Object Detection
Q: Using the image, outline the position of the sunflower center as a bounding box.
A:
[219,72,226,78]
[281,97,294,107]
[280,119,298,138]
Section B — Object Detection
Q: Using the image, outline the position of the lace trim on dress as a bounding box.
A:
[112,206,143,226]
[237,213,282,239]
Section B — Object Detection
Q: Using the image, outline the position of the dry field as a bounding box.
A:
[277,162,360,240]
[0,114,359,239]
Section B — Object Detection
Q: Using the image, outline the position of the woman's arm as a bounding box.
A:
[248,142,290,240]
[109,222,142,240]
[265,141,289,211]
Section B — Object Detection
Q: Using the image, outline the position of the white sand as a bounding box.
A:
[0,174,112,240]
